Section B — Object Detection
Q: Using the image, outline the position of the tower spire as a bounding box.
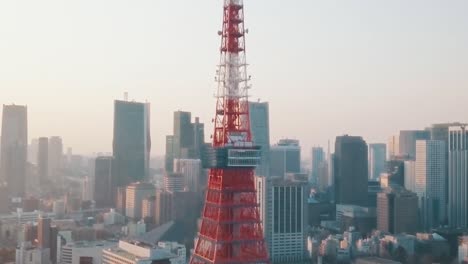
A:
[190,1,270,263]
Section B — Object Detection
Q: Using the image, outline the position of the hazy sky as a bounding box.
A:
[1,0,468,157]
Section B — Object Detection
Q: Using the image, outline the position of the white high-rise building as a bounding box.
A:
[125,182,156,220]
[448,125,468,228]
[404,160,416,192]
[415,140,446,230]
[255,176,308,263]
[173,159,201,192]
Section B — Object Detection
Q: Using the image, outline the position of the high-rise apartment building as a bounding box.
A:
[404,160,416,192]
[0,104,28,196]
[368,143,386,181]
[249,101,270,177]
[399,130,430,159]
[37,137,49,184]
[113,100,151,187]
[448,125,468,228]
[155,191,173,226]
[94,156,113,208]
[38,216,51,249]
[377,187,418,234]
[48,136,63,182]
[165,135,175,172]
[311,147,325,184]
[125,182,155,220]
[334,135,368,206]
[270,139,301,178]
[173,159,201,192]
[415,140,446,230]
[256,176,308,263]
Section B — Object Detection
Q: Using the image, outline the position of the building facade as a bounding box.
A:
[125,182,156,220]
[94,156,113,208]
[173,159,201,192]
[48,136,63,182]
[377,187,418,234]
[256,176,308,263]
[112,100,151,187]
[311,147,325,184]
[334,135,368,206]
[399,130,430,159]
[249,101,270,177]
[448,125,468,228]
[270,139,301,178]
[1,104,28,197]
[415,140,446,230]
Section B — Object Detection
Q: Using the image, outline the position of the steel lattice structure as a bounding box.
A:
[190,0,270,263]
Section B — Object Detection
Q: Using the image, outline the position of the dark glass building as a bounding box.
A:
[112,100,151,187]
[334,135,368,206]
[249,101,270,177]
[94,156,113,207]
[270,139,301,178]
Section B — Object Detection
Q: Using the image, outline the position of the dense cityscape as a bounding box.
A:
[1,1,468,264]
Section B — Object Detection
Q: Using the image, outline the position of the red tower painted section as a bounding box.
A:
[190,0,270,263]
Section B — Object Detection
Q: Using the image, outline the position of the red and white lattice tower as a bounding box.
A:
[190,0,270,263]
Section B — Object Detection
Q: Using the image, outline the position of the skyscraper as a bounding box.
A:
[415,140,446,230]
[377,187,418,234]
[0,104,28,197]
[256,176,308,263]
[448,125,468,228]
[113,100,151,187]
[48,136,63,182]
[249,101,270,177]
[311,147,325,184]
[270,139,301,178]
[388,135,400,159]
[334,135,368,206]
[166,112,205,173]
[38,216,51,249]
[399,130,430,159]
[173,159,201,192]
[94,156,113,208]
[37,137,49,184]
[368,143,386,180]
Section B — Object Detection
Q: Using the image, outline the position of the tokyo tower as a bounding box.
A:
[190,0,270,263]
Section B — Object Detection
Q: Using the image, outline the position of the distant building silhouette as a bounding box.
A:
[37,137,49,184]
[334,135,368,206]
[112,100,151,187]
[368,143,386,181]
[48,136,63,182]
[311,147,325,184]
[0,104,27,197]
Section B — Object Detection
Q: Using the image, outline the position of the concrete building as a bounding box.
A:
[0,104,28,197]
[173,159,201,192]
[415,140,446,230]
[399,130,430,159]
[102,240,175,264]
[377,187,418,234]
[249,101,270,177]
[155,191,173,226]
[448,125,468,229]
[269,139,301,178]
[125,182,156,220]
[369,143,387,181]
[37,137,49,184]
[113,100,151,187]
[60,240,116,264]
[93,156,113,208]
[15,242,50,264]
[163,173,185,193]
[157,241,186,264]
[334,135,368,206]
[48,136,63,182]
[256,176,308,263]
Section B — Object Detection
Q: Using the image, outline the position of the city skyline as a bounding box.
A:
[1,0,468,156]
